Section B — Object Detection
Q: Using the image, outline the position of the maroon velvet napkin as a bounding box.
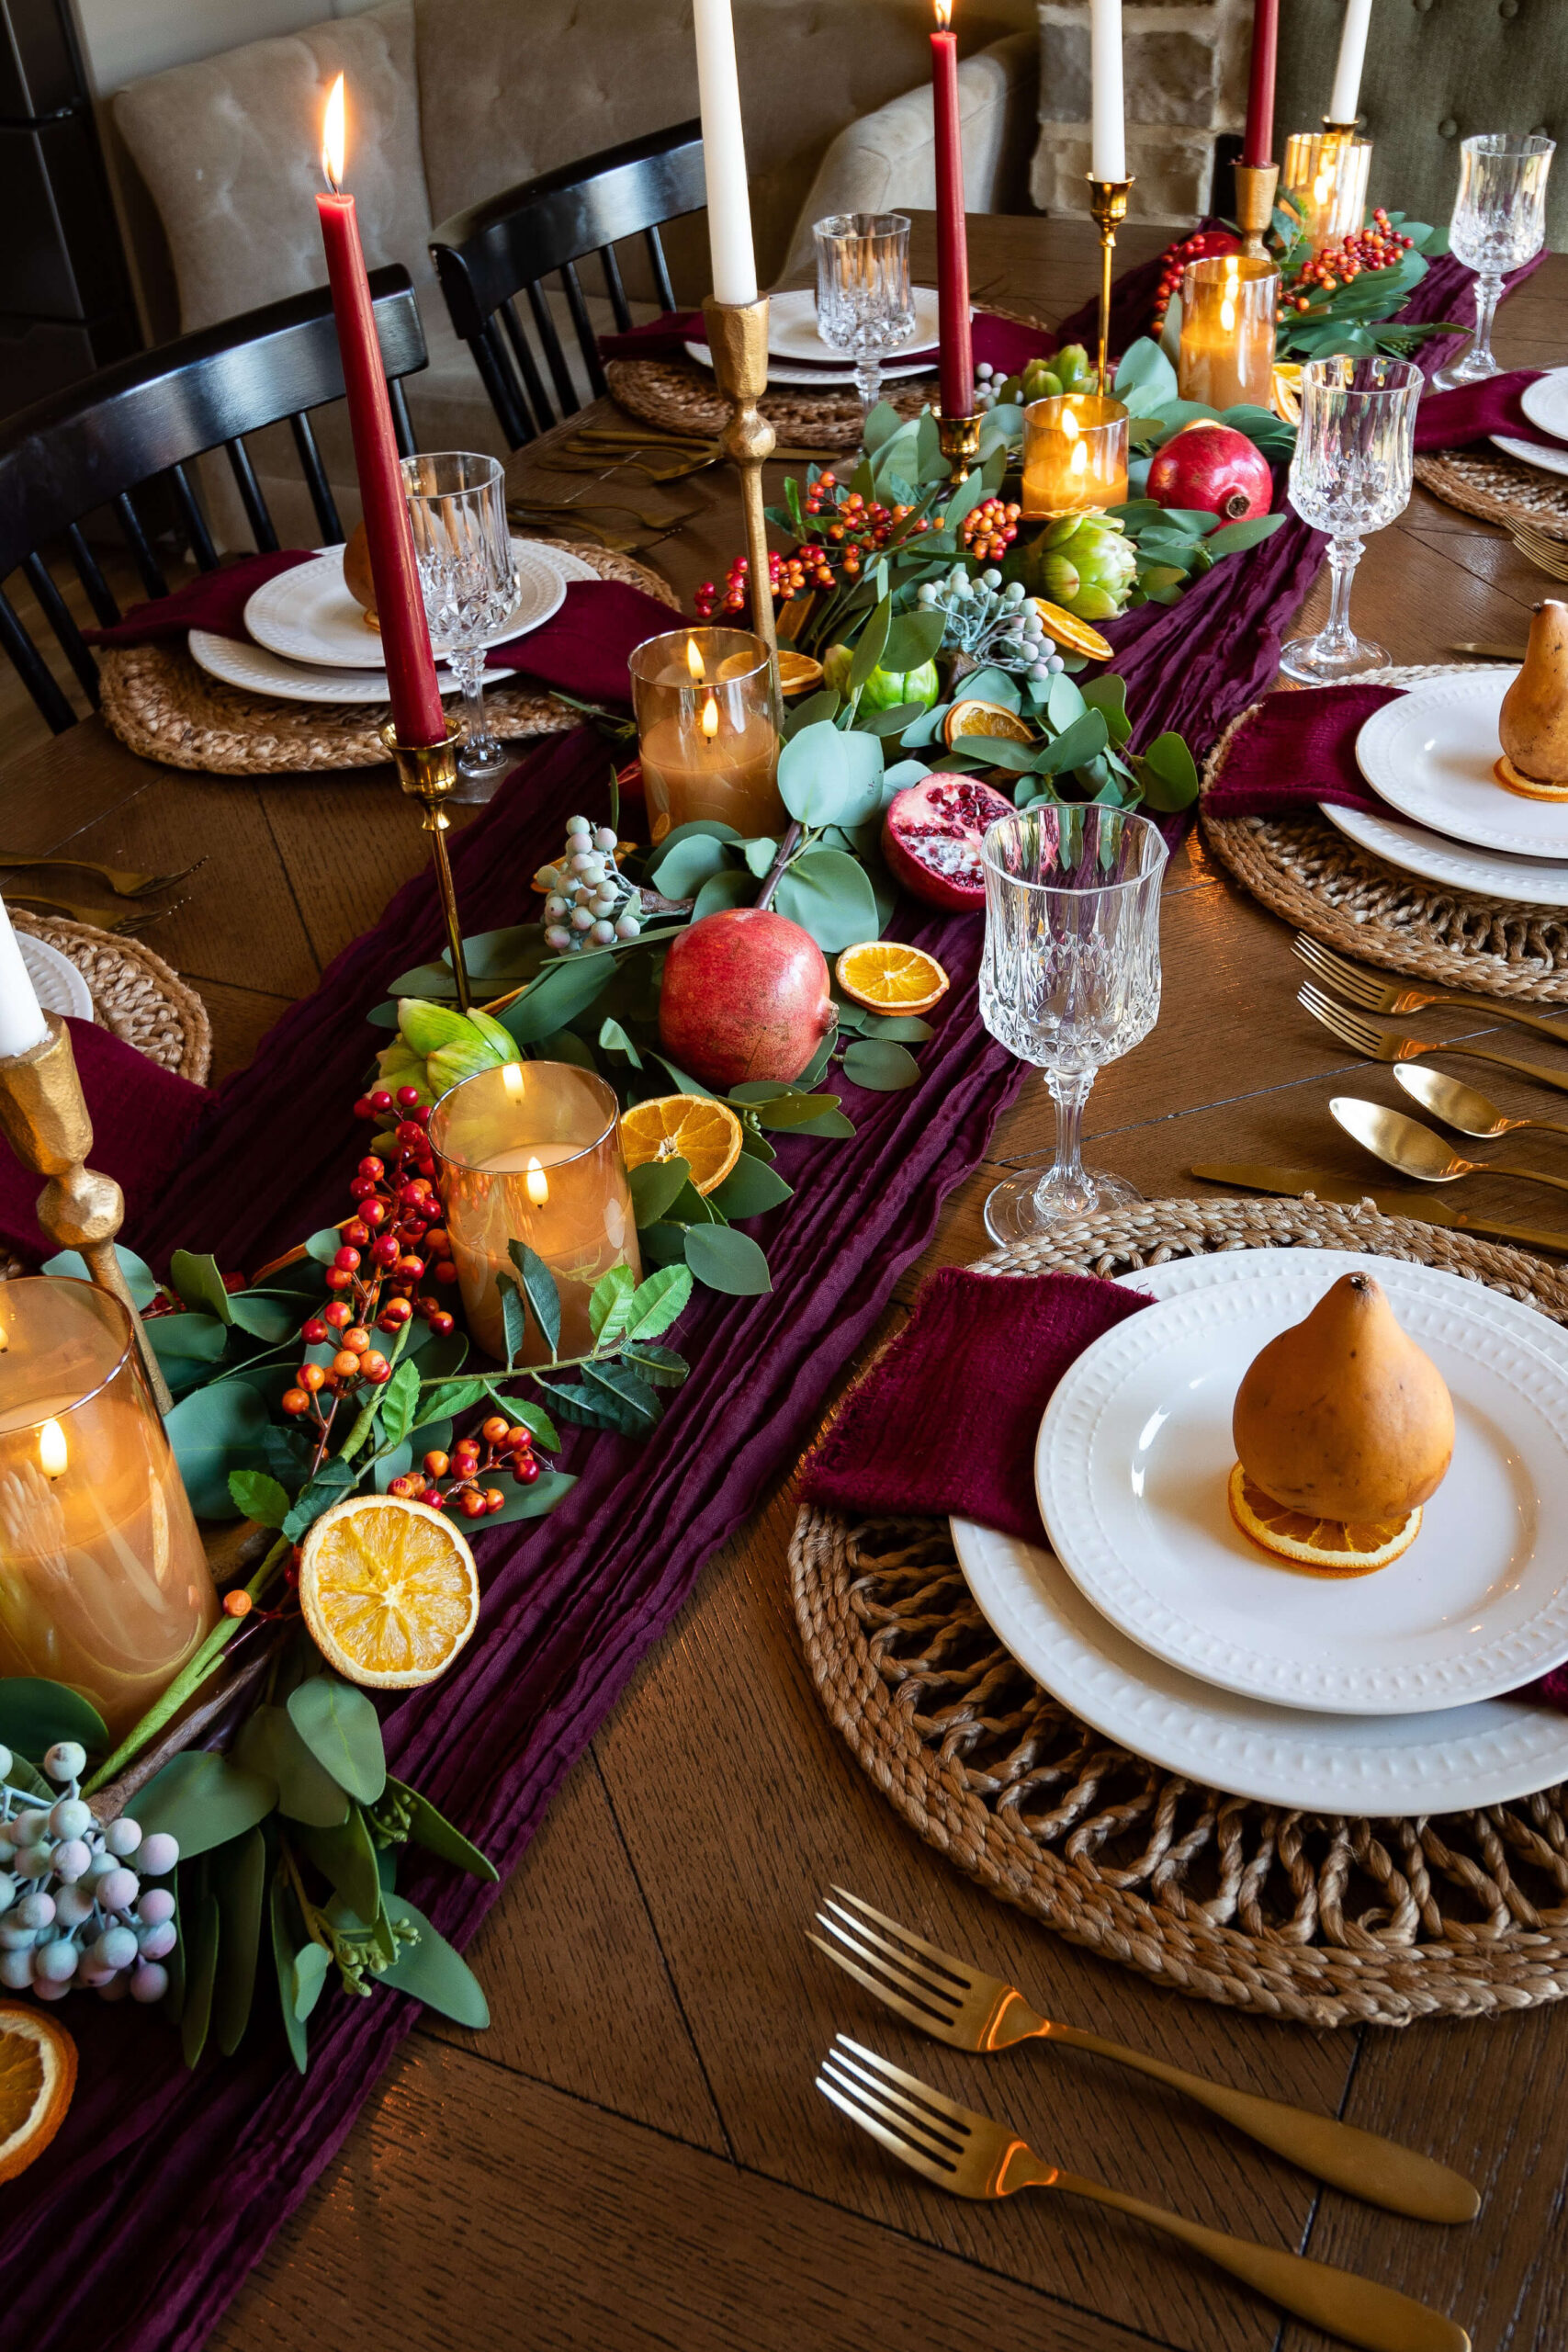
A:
[1416,368,1557,453]
[484,576,682,706]
[1201,684,1405,821]
[801,1264,1154,1543]
[597,308,1052,382]
[83,551,314,646]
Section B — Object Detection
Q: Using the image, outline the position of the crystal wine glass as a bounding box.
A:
[980,805,1166,1242]
[1280,356,1420,684]
[1432,132,1554,391]
[401,451,519,798]
[813,212,917,411]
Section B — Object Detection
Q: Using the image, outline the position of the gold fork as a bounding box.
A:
[1293,933,1568,1046]
[817,2038,1471,2352]
[811,1889,1477,2222]
[1510,523,1568,581]
[1299,980,1568,1096]
[0,852,205,899]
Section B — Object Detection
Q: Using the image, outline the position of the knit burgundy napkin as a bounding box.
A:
[84,550,314,645]
[1416,368,1557,453]
[1201,684,1405,821]
[484,577,682,705]
[801,1265,1154,1544]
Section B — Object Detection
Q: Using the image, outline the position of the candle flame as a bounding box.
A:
[1069,439,1088,477]
[1061,406,1080,440]
[321,74,346,193]
[1313,166,1333,206]
[502,1061,525,1100]
[685,636,705,684]
[39,1419,66,1478]
[1220,296,1236,333]
[525,1155,550,1207]
[0,1313,7,1352]
[701,691,720,741]
[933,0,953,25]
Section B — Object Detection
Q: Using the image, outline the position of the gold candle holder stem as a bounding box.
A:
[702,295,780,699]
[937,413,983,484]
[1233,162,1280,262]
[1087,176,1134,394]
[0,1015,172,1414]
[382,719,472,1013]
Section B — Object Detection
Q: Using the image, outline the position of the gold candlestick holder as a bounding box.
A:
[1233,161,1280,261]
[0,1015,172,1414]
[1087,175,1134,394]
[937,413,983,484]
[382,718,472,1013]
[702,296,779,679]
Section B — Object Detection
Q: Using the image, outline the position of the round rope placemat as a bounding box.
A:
[1416,447,1568,542]
[96,543,679,776]
[11,909,210,1081]
[605,356,937,452]
[791,1194,1568,2027]
[1200,662,1568,1001]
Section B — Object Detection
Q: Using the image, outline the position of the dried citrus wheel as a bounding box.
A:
[718,646,823,696]
[1028,599,1113,662]
[0,2003,76,2186]
[834,941,951,1015]
[943,698,1035,749]
[1271,361,1303,424]
[299,1495,480,1689]
[1226,1462,1421,1577]
[620,1093,743,1195]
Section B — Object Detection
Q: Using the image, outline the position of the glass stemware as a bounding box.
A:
[1280,355,1420,684]
[401,451,519,799]
[813,211,917,411]
[979,805,1166,1242]
[1432,132,1554,392]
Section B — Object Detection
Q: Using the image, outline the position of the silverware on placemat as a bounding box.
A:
[1299,982,1568,1096]
[1189,1161,1568,1251]
[1293,935,1568,1046]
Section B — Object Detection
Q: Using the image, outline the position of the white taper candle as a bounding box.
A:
[0,897,47,1059]
[692,0,759,306]
[1089,0,1126,182]
[1328,0,1372,124]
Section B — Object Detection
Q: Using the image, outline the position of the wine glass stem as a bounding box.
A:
[1320,534,1363,660]
[853,356,883,412]
[1045,1068,1093,1187]
[1471,271,1504,373]
[454,651,491,755]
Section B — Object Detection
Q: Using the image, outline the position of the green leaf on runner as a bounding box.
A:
[628,1155,692,1228]
[486,1393,560,1453]
[165,1380,274,1520]
[167,1249,236,1324]
[419,1377,490,1424]
[233,1704,349,1827]
[1134,729,1201,811]
[880,606,944,674]
[728,1085,843,1129]
[304,1227,344,1265]
[863,1012,931,1042]
[621,1263,694,1340]
[146,1313,228,1369]
[269,1872,310,2074]
[684,1224,773,1295]
[588,1262,638,1347]
[42,1242,158,1308]
[691,869,754,920]
[1202,513,1286,557]
[646,831,735,899]
[0,1678,108,1762]
[709,1154,795,1219]
[280,1457,356,1542]
[508,1240,561,1358]
[497,950,618,1046]
[128,1751,279,1858]
[621,1343,689,1388]
[841,1038,921,1091]
[495,1272,529,1370]
[596,1016,642,1068]
[378,1891,490,2028]
[287,1675,387,1804]
[637,1221,689,1267]
[212,1825,266,2057]
[227,1468,292,1529]
[298,1804,381,1925]
[473,1466,576,1522]
[291,1939,331,2023]
[848,593,892,690]
[581,1359,663,1429]
[772,848,882,953]
[776,720,885,828]
[383,1775,498,1882]
[226,1292,297,1343]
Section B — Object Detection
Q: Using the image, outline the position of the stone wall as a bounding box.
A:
[1032,0,1256,224]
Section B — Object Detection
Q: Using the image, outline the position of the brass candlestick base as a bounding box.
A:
[1234,162,1280,261]
[382,718,472,1013]
[703,295,779,677]
[0,1015,172,1413]
[937,412,983,483]
[1087,176,1134,393]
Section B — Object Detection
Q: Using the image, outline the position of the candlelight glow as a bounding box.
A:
[701,692,720,741]
[1061,406,1080,440]
[39,1419,66,1478]
[1314,166,1333,208]
[321,74,346,193]
[0,1313,7,1352]
[933,0,953,25]
[1070,438,1088,477]
[502,1061,525,1100]
[525,1155,550,1207]
[1220,256,1238,334]
[685,636,705,684]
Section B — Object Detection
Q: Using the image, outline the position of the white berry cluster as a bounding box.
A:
[0,1742,180,2004]
[536,816,644,955]
[916,566,1067,683]
[973,360,1003,413]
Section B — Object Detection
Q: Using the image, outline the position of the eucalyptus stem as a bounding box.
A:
[755,822,804,911]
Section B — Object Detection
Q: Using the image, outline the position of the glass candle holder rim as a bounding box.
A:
[1179,252,1280,291]
[400,449,507,492]
[628,626,771,693]
[1021,390,1130,430]
[0,1272,136,1421]
[1461,131,1555,161]
[1298,353,1423,396]
[814,209,913,242]
[982,806,1169,894]
[427,1057,623,1178]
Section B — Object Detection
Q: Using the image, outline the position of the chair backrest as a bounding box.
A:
[430,121,705,447]
[0,266,428,734]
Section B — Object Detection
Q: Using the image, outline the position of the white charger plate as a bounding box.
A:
[1489,432,1568,480]
[1520,365,1568,443]
[187,632,516,704]
[20,933,92,1023]
[1355,669,1568,857]
[1320,797,1568,906]
[681,342,936,388]
[244,537,566,671]
[1035,1248,1568,1716]
[764,284,942,365]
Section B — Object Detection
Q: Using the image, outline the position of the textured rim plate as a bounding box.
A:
[19,933,92,1023]
[1355,669,1568,856]
[681,342,935,387]
[243,537,566,670]
[1520,366,1568,443]
[1319,796,1568,904]
[187,632,516,704]
[1489,431,1568,480]
[764,284,942,364]
[1036,1248,1568,1714]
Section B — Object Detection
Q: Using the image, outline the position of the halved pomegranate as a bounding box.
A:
[881,774,1016,911]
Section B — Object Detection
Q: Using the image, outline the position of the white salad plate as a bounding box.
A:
[1355,669,1568,858]
[243,537,567,670]
[682,344,936,388]
[1520,365,1568,444]
[186,631,517,704]
[1489,432,1568,480]
[1319,797,1568,906]
[1034,1248,1568,1716]
[763,283,943,365]
[19,932,93,1023]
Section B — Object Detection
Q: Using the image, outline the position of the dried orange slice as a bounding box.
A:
[1028,599,1113,662]
[717,646,823,697]
[835,942,951,1015]
[1271,361,1303,425]
[0,2003,76,2185]
[620,1094,743,1195]
[1226,1462,1420,1577]
[944,698,1035,749]
[299,1495,480,1689]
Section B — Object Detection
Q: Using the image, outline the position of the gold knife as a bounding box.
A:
[1449,640,1527,661]
[1190,1161,1568,1253]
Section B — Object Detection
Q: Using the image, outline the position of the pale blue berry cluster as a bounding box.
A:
[0,1742,180,2005]
[916,566,1066,684]
[536,815,644,955]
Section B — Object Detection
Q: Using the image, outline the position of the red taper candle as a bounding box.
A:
[931,2,974,420]
[1241,0,1279,169]
[315,75,446,748]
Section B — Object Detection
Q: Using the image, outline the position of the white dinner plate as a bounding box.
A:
[243,537,567,671]
[19,933,93,1023]
[1320,797,1568,906]
[1355,669,1568,857]
[1490,432,1568,480]
[187,631,517,704]
[1035,1248,1568,1715]
[763,283,944,364]
[1520,365,1568,443]
[681,342,937,388]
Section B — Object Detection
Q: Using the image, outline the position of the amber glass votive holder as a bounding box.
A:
[1178,254,1280,412]
[0,1276,216,1739]
[1280,130,1372,255]
[1020,393,1130,519]
[630,627,784,845]
[430,1061,640,1364]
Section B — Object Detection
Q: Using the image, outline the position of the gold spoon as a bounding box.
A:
[1332,1096,1568,1197]
[1394,1063,1568,1141]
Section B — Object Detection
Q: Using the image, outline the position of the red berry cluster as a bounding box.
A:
[695,550,819,619]
[960,496,1023,563]
[1279,211,1415,315]
[694,471,931,618]
[1150,227,1241,336]
[387,1414,539,1519]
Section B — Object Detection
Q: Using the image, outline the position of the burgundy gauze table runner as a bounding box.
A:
[0,242,1524,2352]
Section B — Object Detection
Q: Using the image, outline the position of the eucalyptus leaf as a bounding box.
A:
[842,1038,920,1091]
[1134,729,1201,812]
[0,1678,107,1762]
[1033,708,1109,777]
[475,1466,576,1522]
[647,833,735,899]
[691,868,755,919]
[709,1154,794,1219]
[291,1939,331,2023]
[959,665,1021,713]
[42,1242,158,1309]
[498,952,617,1046]
[304,1228,344,1266]
[777,720,886,829]
[233,1704,349,1828]
[299,1804,381,1925]
[596,1016,642,1068]
[212,1826,266,2057]
[772,847,881,953]
[684,1224,772,1295]
[1203,513,1287,557]
[227,1292,296,1344]
[628,1155,692,1228]
[384,1775,498,1882]
[128,1751,279,1858]
[378,1891,490,2028]
[508,1241,561,1359]
[269,1873,310,2073]
[168,1250,235,1325]
[287,1675,387,1805]
[848,594,892,690]
[637,1221,688,1267]
[863,1012,932,1043]
[741,835,778,878]
[880,607,944,674]
[953,733,1038,773]
[855,702,926,739]
[783,687,840,738]
[166,1381,273,1521]
[1046,671,1088,730]
[789,1105,857,1138]
[280,1457,356,1542]
[146,1313,228,1367]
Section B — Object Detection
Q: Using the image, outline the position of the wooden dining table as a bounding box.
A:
[9,211,1568,2352]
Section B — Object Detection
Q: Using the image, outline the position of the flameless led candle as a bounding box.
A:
[0,1278,217,1739]
[0,894,47,1060]
[693,0,759,305]
[631,628,784,842]
[430,1063,640,1364]
[1021,393,1130,518]
[1089,0,1126,182]
[1280,128,1373,254]
[1328,0,1372,126]
[1178,253,1280,411]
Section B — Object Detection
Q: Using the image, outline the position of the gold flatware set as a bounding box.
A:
[1511,519,1568,582]
[0,849,203,933]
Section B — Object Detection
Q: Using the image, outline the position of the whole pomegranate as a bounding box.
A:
[881,774,1015,912]
[658,907,835,1089]
[1146,422,1272,524]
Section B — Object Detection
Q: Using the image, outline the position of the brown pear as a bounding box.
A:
[1497,600,1568,797]
[342,520,380,630]
[1232,1271,1453,1523]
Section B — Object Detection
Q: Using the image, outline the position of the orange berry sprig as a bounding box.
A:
[1277,210,1415,318]
[1150,227,1240,338]
[694,470,931,619]
[960,496,1022,564]
[388,1415,540,1521]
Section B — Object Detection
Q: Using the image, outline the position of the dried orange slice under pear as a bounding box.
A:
[299,1495,480,1689]
[835,942,950,1015]
[0,2003,76,2185]
[1227,1464,1422,1576]
[620,1094,743,1196]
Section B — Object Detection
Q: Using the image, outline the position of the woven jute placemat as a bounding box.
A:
[12,909,210,1082]
[791,1194,1568,2028]
[96,543,679,777]
[605,356,937,452]
[1416,446,1568,542]
[1199,662,1568,1001]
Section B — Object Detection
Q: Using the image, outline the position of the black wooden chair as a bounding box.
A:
[0,265,427,733]
[430,120,705,449]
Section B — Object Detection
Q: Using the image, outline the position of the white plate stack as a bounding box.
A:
[1490,362,1568,478]
[681,286,945,390]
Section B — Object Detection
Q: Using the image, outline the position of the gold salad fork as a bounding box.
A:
[817,2037,1471,2352]
[1511,521,1568,581]
[1293,933,1568,1046]
[811,1888,1478,2222]
[1299,981,1568,1096]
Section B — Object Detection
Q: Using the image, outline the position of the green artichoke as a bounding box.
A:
[1030,514,1137,622]
[1000,344,1094,408]
[821,643,941,713]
